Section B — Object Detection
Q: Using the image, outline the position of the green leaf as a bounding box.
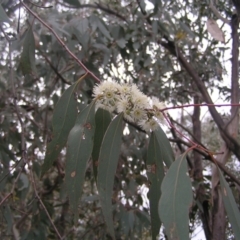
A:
[147,132,164,240]
[2,205,13,234]
[97,18,112,40]
[18,173,29,191]
[65,101,96,224]
[97,113,123,240]
[41,83,78,176]
[159,153,193,240]
[0,4,11,23]
[154,126,174,168]
[19,27,36,75]
[92,108,111,181]
[135,210,151,228]
[116,39,127,48]
[218,168,240,239]
[63,0,81,7]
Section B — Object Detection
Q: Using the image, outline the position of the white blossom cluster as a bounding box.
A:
[93,81,166,132]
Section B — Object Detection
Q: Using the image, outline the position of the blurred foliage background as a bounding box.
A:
[0,0,239,239]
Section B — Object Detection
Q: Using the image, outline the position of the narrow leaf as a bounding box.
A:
[147,132,164,240]
[92,108,111,180]
[97,18,112,40]
[42,83,78,175]
[63,0,81,7]
[218,168,240,239]
[206,19,225,42]
[159,153,193,240]
[2,205,13,234]
[0,4,11,23]
[65,102,96,224]
[97,113,123,240]
[19,27,36,75]
[154,126,174,168]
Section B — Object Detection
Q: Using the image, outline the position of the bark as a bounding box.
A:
[211,13,239,240]
[159,40,240,160]
[192,95,212,240]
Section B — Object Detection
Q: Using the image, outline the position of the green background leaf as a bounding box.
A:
[97,113,123,239]
[2,205,12,234]
[147,132,165,240]
[159,153,193,240]
[154,126,174,168]
[65,102,96,223]
[41,83,78,175]
[19,27,36,75]
[218,168,240,239]
[92,108,111,180]
[0,4,11,23]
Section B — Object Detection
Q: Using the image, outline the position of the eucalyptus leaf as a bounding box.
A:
[159,153,193,240]
[65,101,96,224]
[97,113,123,239]
[0,4,11,23]
[42,83,79,175]
[154,126,174,168]
[19,27,36,75]
[2,205,12,234]
[218,168,240,239]
[92,108,111,181]
[147,132,164,240]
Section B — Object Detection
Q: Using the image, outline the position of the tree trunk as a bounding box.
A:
[211,12,239,240]
[192,95,212,240]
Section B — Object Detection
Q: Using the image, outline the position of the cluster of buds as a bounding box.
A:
[92,81,166,132]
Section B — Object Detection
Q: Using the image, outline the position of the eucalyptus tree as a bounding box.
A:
[0,0,239,239]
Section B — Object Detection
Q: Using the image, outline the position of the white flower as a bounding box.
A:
[132,91,149,109]
[119,83,132,96]
[93,81,121,112]
[92,81,166,129]
[132,107,147,122]
[131,83,142,95]
[93,81,120,98]
[151,97,166,109]
[117,98,135,122]
[151,97,166,124]
[154,111,165,123]
[117,98,129,113]
[95,98,115,112]
[139,118,159,132]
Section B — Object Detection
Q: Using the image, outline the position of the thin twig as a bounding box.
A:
[38,48,71,85]
[0,27,27,206]
[82,3,127,23]
[28,0,53,8]
[30,169,63,239]
[209,0,230,24]
[163,112,210,155]
[0,170,23,206]
[21,1,101,83]
[161,103,240,112]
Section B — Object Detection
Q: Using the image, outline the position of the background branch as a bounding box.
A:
[21,1,101,83]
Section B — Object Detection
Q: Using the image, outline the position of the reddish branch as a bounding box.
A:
[21,1,101,83]
[160,40,240,160]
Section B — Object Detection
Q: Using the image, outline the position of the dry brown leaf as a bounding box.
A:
[206,19,225,43]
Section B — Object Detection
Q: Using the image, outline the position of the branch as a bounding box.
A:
[228,14,239,137]
[169,118,193,168]
[21,1,101,83]
[81,3,127,23]
[136,0,238,159]
[30,168,63,239]
[38,49,71,85]
[160,40,240,160]
[209,0,230,24]
[161,103,240,111]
